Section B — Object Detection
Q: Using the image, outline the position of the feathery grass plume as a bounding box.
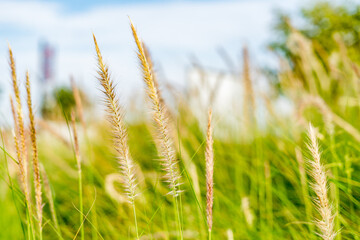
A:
[205,109,214,239]
[142,43,165,106]
[9,45,35,239]
[10,96,18,136]
[9,45,29,197]
[306,123,337,240]
[93,34,140,239]
[93,33,138,202]
[10,96,22,166]
[71,112,84,240]
[130,19,181,197]
[143,42,181,158]
[26,72,43,239]
[130,19,183,239]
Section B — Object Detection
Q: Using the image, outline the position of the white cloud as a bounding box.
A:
[0,0,304,123]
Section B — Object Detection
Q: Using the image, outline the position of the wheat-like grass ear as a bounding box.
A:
[10,96,21,165]
[93,33,138,202]
[9,46,29,197]
[26,71,43,238]
[142,42,165,106]
[9,44,35,239]
[307,123,337,240]
[129,19,182,197]
[205,109,214,236]
[93,33,140,238]
[129,19,183,239]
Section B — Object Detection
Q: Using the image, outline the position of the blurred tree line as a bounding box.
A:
[268,1,360,98]
[271,1,360,62]
[39,1,360,120]
[41,85,90,120]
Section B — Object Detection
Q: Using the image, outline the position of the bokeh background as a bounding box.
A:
[0,0,304,124]
[2,0,360,239]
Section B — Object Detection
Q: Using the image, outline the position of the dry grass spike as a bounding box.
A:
[10,96,21,167]
[9,45,29,197]
[205,109,214,238]
[93,33,140,238]
[26,71,43,238]
[93,33,138,202]
[9,44,36,239]
[306,123,337,240]
[142,42,165,106]
[129,19,181,197]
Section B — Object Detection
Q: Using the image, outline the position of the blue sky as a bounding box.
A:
[40,0,237,11]
[0,0,306,124]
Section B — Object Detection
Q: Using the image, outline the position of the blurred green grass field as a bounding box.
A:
[2,1,360,239]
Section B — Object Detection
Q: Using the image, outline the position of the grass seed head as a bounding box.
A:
[130,19,182,197]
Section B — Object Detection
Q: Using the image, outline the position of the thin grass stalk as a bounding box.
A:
[1,128,27,238]
[205,109,214,240]
[26,72,43,240]
[9,45,35,240]
[93,34,139,239]
[295,147,313,233]
[71,113,84,240]
[41,165,63,239]
[174,195,182,240]
[329,134,342,240]
[242,45,255,131]
[71,78,99,240]
[306,123,337,240]
[264,159,273,236]
[129,19,183,239]
[253,131,265,237]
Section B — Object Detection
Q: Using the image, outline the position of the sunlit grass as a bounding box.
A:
[2,18,360,240]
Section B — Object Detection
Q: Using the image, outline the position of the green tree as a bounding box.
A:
[271,1,360,62]
[41,86,75,120]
